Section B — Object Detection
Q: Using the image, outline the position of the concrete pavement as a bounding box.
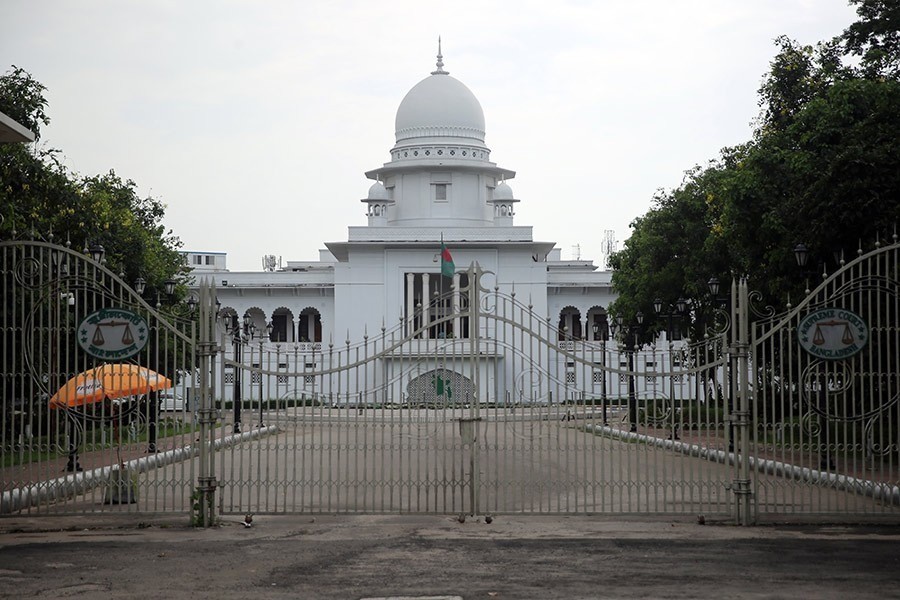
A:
[1,513,899,599]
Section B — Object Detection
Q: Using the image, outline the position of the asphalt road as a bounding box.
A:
[1,514,898,599]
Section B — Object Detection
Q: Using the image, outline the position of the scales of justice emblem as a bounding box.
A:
[797,308,868,360]
[78,308,149,360]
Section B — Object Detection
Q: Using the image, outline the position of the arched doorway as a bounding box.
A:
[298,307,322,343]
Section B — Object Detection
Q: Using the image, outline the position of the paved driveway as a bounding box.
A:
[1,514,899,599]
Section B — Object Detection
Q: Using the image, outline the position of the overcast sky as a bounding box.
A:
[3,1,859,271]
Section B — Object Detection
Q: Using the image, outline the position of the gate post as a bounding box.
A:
[732,277,752,525]
[194,280,219,526]
[463,263,482,516]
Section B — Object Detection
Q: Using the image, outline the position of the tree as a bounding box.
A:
[0,66,49,141]
[843,0,900,79]
[1,67,190,414]
[609,5,900,330]
[608,162,733,340]
[0,66,186,296]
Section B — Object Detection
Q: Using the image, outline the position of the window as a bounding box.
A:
[565,372,576,384]
[435,184,447,201]
[205,255,214,265]
[592,371,603,383]
[192,255,202,265]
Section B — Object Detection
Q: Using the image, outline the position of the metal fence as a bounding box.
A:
[1,241,197,516]
[3,239,899,525]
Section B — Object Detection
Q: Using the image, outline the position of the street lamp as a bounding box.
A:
[706,276,734,451]
[223,312,255,433]
[257,321,274,427]
[592,320,609,426]
[792,244,835,469]
[88,243,105,264]
[654,297,688,342]
[655,298,688,441]
[793,243,809,269]
[613,311,643,433]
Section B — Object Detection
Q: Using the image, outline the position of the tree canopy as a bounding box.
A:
[609,0,900,337]
[0,66,185,298]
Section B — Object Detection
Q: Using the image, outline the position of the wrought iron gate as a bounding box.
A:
[4,239,898,524]
[1,241,199,516]
[214,264,739,518]
[746,241,900,523]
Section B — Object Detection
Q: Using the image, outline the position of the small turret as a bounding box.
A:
[490,181,519,226]
[361,182,394,226]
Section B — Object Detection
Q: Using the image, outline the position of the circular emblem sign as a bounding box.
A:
[797,308,868,360]
[78,308,149,360]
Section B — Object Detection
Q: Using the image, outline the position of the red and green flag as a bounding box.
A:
[440,239,455,278]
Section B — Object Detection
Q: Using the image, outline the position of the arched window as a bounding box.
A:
[587,307,609,341]
[298,308,322,343]
[557,307,582,341]
[271,308,295,342]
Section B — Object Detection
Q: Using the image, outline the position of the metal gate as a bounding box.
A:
[4,240,898,524]
[1,240,200,516]
[746,241,900,523]
[214,263,739,518]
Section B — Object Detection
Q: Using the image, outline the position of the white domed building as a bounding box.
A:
[187,47,634,406]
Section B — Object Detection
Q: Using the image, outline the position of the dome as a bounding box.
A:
[366,182,390,201]
[494,182,514,200]
[394,67,485,146]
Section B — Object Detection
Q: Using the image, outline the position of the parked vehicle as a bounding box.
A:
[158,390,187,411]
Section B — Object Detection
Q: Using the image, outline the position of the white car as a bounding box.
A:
[158,390,188,411]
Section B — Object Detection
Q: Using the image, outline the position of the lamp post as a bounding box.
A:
[257,321,273,427]
[592,321,609,426]
[223,313,255,434]
[793,243,835,470]
[614,311,643,433]
[88,243,105,264]
[653,297,687,343]
[707,276,735,452]
[133,275,180,453]
[654,297,688,441]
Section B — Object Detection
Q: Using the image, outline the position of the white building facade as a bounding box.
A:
[191,51,693,407]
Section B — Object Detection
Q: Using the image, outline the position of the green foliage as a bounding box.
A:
[0,66,191,406]
[610,6,900,324]
[843,0,900,79]
[608,161,735,339]
[0,66,186,295]
[0,66,49,141]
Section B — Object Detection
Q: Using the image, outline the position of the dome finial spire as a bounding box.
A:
[431,36,448,75]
